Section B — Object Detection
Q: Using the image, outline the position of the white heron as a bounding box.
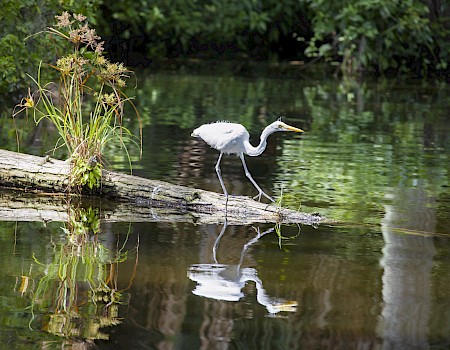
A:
[191,120,303,202]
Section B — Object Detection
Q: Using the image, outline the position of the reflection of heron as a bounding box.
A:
[191,120,303,202]
[189,223,298,315]
[189,264,297,314]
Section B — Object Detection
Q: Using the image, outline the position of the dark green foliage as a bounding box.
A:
[100,0,304,59]
[1,0,449,93]
[0,0,45,94]
[302,0,449,75]
[0,0,103,95]
[100,0,449,76]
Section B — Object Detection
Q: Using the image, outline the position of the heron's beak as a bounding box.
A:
[283,123,304,133]
[272,300,298,313]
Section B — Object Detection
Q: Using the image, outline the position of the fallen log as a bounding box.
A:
[0,149,329,225]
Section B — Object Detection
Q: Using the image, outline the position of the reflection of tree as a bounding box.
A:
[119,222,192,349]
[274,79,449,224]
[5,72,448,201]
[17,205,135,343]
[379,187,435,348]
[2,73,447,347]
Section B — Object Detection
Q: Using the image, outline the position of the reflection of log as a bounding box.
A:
[0,149,327,225]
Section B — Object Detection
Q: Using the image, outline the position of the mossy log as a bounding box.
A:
[0,149,328,225]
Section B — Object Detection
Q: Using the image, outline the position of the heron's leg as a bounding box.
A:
[213,219,228,263]
[215,152,228,197]
[239,154,275,202]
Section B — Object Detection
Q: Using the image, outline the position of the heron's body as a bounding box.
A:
[192,122,251,155]
[192,120,303,202]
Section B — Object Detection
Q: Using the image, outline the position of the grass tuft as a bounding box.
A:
[15,12,142,192]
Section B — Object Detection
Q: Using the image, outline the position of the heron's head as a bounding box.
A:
[270,120,304,133]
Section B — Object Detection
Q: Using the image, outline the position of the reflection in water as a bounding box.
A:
[189,223,298,315]
[379,188,435,349]
[2,73,450,348]
[16,205,135,345]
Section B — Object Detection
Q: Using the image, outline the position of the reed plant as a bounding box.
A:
[18,12,141,191]
[26,206,133,340]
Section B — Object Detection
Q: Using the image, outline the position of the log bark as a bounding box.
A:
[0,149,329,225]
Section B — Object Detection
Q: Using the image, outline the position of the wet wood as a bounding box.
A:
[0,149,329,225]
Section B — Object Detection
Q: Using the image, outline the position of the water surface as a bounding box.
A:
[0,72,449,349]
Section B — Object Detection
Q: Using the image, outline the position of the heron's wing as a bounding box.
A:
[194,122,249,153]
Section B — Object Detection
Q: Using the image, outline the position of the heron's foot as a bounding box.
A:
[253,191,275,203]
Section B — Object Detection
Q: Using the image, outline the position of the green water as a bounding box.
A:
[0,72,449,349]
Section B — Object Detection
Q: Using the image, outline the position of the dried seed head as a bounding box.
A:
[95,55,107,66]
[80,24,101,48]
[101,93,117,105]
[73,13,87,22]
[95,41,105,54]
[69,27,82,43]
[55,11,72,28]
[56,54,88,74]
[116,78,126,88]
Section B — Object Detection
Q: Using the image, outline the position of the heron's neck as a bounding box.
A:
[243,126,273,156]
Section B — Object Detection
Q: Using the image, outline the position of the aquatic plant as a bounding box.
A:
[16,12,141,192]
[23,205,136,341]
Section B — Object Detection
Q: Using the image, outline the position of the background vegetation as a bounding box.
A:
[0,0,102,95]
[1,0,449,96]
